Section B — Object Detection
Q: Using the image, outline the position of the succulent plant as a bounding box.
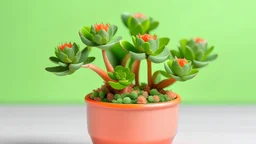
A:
[120,34,170,63]
[107,65,135,90]
[45,42,95,76]
[171,38,217,68]
[164,57,198,81]
[79,23,122,49]
[121,12,159,35]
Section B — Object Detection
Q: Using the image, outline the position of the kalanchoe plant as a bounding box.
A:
[171,38,218,68]
[121,12,159,35]
[45,12,218,104]
[45,42,95,76]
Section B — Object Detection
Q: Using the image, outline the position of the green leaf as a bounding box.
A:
[172,60,184,76]
[129,51,146,60]
[121,12,130,27]
[159,70,170,78]
[207,54,218,61]
[98,29,109,40]
[49,57,60,64]
[131,24,143,35]
[72,43,79,54]
[179,39,188,55]
[141,42,151,54]
[119,80,131,86]
[127,16,138,29]
[79,47,89,63]
[45,66,69,72]
[184,47,194,60]
[62,47,75,59]
[141,19,150,32]
[84,57,95,64]
[169,74,182,81]
[108,72,117,80]
[57,51,72,63]
[153,46,165,56]
[58,62,67,67]
[54,70,71,76]
[182,62,192,75]
[96,36,122,50]
[80,27,93,41]
[148,54,169,63]
[164,61,174,75]
[170,50,181,58]
[193,60,208,68]
[148,19,159,31]
[182,69,198,81]
[114,65,123,71]
[148,39,157,52]
[126,73,135,81]
[108,81,127,90]
[69,62,83,71]
[93,34,102,44]
[159,37,170,48]
[79,33,96,46]
[195,50,204,61]
[204,46,214,59]
[72,50,81,64]
[120,40,138,53]
[132,36,136,45]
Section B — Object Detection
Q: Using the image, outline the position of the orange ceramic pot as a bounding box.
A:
[85,93,181,144]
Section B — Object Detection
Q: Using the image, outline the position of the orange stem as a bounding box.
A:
[155,78,176,90]
[102,50,114,72]
[83,64,112,82]
[133,60,141,87]
[147,59,152,88]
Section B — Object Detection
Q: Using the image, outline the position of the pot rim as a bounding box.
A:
[85,93,181,110]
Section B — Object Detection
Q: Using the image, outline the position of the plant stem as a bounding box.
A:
[147,59,152,88]
[155,78,176,90]
[102,50,114,72]
[133,60,141,87]
[83,64,112,82]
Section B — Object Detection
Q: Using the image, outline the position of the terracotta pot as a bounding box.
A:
[85,93,181,144]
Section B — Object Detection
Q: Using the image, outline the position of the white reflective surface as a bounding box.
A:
[0,105,255,144]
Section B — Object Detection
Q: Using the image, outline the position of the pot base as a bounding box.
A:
[91,137,174,144]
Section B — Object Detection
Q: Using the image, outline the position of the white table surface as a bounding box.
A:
[0,105,255,144]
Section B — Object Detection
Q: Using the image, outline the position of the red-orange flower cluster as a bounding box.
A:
[176,58,188,67]
[133,13,146,19]
[94,23,109,32]
[194,38,205,44]
[58,43,72,51]
[138,34,157,42]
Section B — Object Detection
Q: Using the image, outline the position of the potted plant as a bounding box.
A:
[45,12,217,144]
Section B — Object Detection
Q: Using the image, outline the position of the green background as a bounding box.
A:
[1,0,255,104]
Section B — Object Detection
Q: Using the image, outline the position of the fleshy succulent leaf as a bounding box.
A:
[164,61,174,75]
[141,19,150,32]
[207,54,218,61]
[84,57,95,64]
[58,62,67,67]
[69,62,83,71]
[80,27,93,41]
[121,12,130,27]
[108,81,127,90]
[54,70,72,76]
[72,43,79,54]
[159,37,170,48]
[94,34,103,44]
[129,51,146,60]
[108,72,117,80]
[120,40,138,53]
[49,57,60,64]
[79,33,97,46]
[57,51,72,63]
[79,47,89,63]
[96,36,122,49]
[193,60,208,68]
[119,80,131,86]
[172,60,184,76]
[195,50,204,61]
[45,66,69,72]
[148,20,159,31]
[184,47,194,60]
[62,47,75,59]
[170,50,181,58]
[204,46,214,59]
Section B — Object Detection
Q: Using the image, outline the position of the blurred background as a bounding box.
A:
[1,0,256,104]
